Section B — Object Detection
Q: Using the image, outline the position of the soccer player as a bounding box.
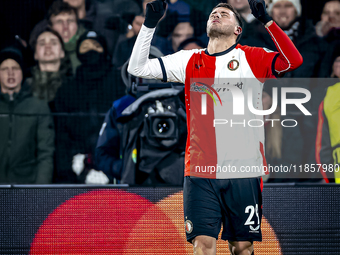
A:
[128,0,303,254]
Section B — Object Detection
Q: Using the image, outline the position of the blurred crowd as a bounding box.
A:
[0,0,339,185]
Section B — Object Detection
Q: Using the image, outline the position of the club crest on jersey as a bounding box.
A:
[185,220,193,234]
[227,59,239,71]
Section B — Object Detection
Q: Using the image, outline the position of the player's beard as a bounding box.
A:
[207,23,234,38]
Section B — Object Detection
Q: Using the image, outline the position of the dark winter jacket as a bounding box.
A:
[96,89,186,186]
[95,95,136,181]
[0,84,55,184]
[53,60,126,183]
[26,60,73,111]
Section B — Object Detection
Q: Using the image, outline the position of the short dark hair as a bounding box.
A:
[178,37,206,51]
[212,3,243,29]
[31,26,65,53]
[47,1,78,26]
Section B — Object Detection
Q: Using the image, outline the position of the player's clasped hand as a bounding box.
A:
[248,0,272,25]
[144,0,167,28]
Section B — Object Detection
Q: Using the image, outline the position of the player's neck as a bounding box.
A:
[207,37,236,55]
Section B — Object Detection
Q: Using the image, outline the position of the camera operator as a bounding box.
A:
[95,47,187,185]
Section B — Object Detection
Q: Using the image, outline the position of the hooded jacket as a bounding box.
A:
[0,84,55,184]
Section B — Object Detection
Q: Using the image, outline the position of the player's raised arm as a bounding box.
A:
[127,0,166,80]
[248,0,303,75]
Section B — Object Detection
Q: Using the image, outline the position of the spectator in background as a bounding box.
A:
[96,46,185,185]
[229,0,256,23]
[319,40,340,79]
[316,48,340,184]
[100,0,142,56]
[267,0,327,182]
[30,0,119,56]
[54,31,125,183]
[47,1,86,74]
[63,0,119,56]
[171,22,194,53]
[27,27,72,111]
[63,0,88,21]
[267,0,327,78]
[315,0,340,42]
[0,47,55,184]
[176,0,219,19]
[228,0,272,48]
[95,94,136,182]
[264,0,327,181]
[62,0,100,35]
[167,0,191,22]
[153,20,194,55]
[112,14,145,68]
[177,37,205,51]
[149,0,207,48]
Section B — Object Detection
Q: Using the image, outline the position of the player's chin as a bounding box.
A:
[207,27,220,38]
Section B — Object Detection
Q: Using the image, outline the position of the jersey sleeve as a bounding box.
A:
[128,24,195,84]
[240,21,303,83]
[238,45,279,82]
[266,21,303,75]
[128,25,164,81]
[159,49,198,84]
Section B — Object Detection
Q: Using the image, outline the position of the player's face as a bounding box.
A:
[0,59,22,92]
[271,1,297,29]
[34,32,65,63]
[321,1,340,27]
[207,7,239,38]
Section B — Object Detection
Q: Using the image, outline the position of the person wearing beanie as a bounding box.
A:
[268,0,301,21]
[0,46,55,184]
[53,30,126,183]
[266,0,327,78]
[27,27,72,110]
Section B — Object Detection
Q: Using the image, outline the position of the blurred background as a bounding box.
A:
[0,0,339,185]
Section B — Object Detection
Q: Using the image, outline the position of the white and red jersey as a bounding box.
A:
[128,22,303,179]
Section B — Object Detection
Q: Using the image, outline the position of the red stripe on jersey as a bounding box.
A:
[229,61,233,70]
[184,52,217,178]
[266,22,303,75]
[235,45,278,83]
[259,142,268,175]
[315,101,329,183]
